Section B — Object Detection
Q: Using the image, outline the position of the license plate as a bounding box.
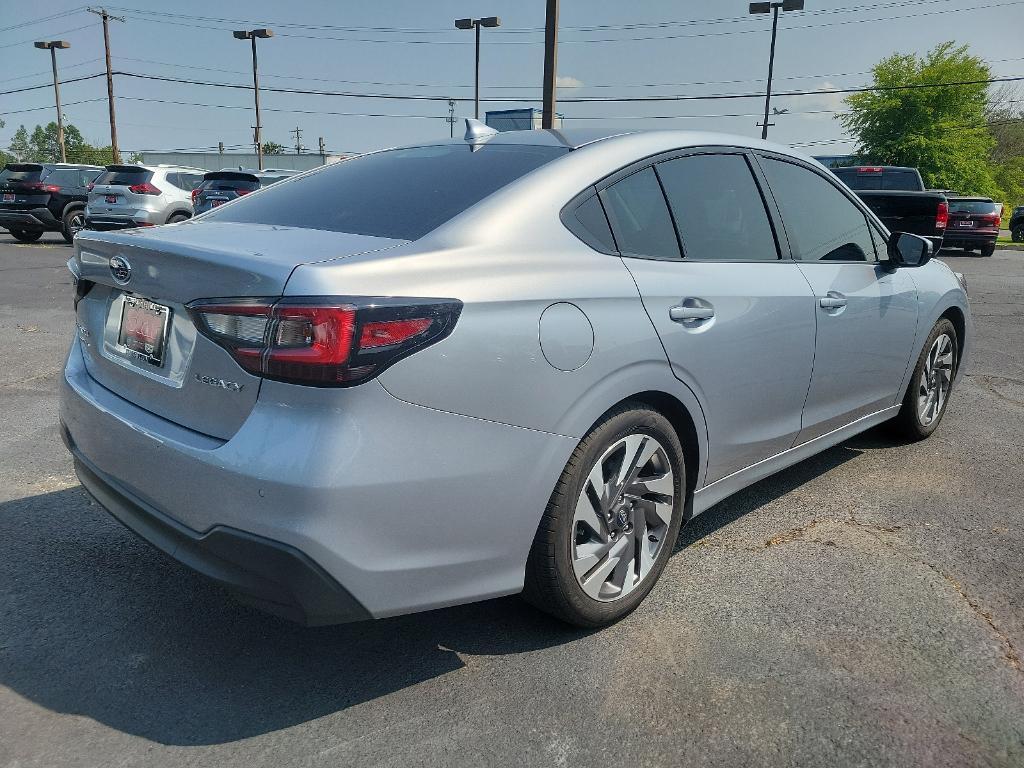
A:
[958,220,974,227]
[2,193,13,202]
[105,194,118,204]
[212,199,225,207]
[118,296,171,367]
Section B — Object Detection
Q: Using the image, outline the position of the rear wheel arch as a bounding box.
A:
[582,391,702,519]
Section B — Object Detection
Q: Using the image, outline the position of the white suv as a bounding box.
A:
[85,164,206,231]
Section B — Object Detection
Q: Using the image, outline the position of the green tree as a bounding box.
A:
[262,141,285,155]
[8,125,32,162]
[987,87,1024,206]
[841,42,998,195]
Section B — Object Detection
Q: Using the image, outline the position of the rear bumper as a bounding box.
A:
[0,207,60,231]
[941,230,998,247]
[84,206,162,230]
[59,336,574,622]
[65,438,371,626]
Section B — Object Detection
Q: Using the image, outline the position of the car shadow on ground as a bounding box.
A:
[0,433,884,746]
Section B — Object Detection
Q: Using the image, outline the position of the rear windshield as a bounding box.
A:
[833,168,921,191]
[203,143,571,240]
[948,199,997,214]
[201,174,260,192]
[1,165,44,183]
[95,167,153,186]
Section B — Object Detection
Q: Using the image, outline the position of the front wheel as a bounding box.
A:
[523,405,685,627]
[889,319,958,441]
[1012,227,1024,243]
[8,228,43,243]
[62,208,85,242]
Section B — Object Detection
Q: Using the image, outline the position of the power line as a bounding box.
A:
[0,22,98,50]
[0,73,106,96]
[0,97,106,117]
[0,8,87,34]
[0,58,102,84]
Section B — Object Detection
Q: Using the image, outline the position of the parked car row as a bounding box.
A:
[830,165,1008,257]
[0,162,299,241]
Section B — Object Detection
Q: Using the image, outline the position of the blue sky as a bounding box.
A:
[1,0,1021,157]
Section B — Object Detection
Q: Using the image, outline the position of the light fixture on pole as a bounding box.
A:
[34,40,71,163]
[232,28,274,170]
[454,16,501,120]
[749,0,804,140]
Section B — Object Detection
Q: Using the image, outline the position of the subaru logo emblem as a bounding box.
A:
[109,255,132,285]
[616,508,629,527]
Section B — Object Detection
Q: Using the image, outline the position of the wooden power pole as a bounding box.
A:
[541,0,559,129]
[87,8,125,163]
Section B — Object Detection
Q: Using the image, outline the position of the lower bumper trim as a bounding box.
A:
[65,424,372,626]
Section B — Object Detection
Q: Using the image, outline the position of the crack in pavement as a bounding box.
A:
[700,517,1024,675]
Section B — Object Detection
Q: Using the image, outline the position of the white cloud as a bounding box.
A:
[556,76,584,88]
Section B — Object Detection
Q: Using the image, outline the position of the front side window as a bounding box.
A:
[657,153,778,261]
[600,167,680,260]
[205,143,570,241]
[761,157,876,262]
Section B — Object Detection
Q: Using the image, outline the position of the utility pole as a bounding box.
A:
[86,7,124,163]
[318,136,326,165]
[290,126,303,154]
[34,40,71,162]
[541,0,559,129]
[446,98,456,138]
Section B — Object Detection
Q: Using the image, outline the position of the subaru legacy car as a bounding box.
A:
[61,124,971,628]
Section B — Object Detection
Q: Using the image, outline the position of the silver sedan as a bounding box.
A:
[61,123,971,627]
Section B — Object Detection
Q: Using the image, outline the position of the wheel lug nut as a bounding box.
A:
[648,535,659,543]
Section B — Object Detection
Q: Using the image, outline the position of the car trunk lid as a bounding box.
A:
[72,222,404,439]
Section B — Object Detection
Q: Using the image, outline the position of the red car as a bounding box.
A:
[942,196,1001,257]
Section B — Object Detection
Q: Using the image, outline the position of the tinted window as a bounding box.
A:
[205,143,569,240]
[948,199,997,214]
[178,173,204,191]
[600,167,680,260]
[1,165,44,183]
[657,154,778,261]
[43,168,97,188]
[833,168,921,191]
[567,194,616,252]
[96,167,152,186]
[762,158,876,262]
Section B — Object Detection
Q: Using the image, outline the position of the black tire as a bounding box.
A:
[61,207,85,243]
[889,319,958,441]
[523,404,686,627]
[166,212,189,224]
[1012,227,1024,243]
[980,242,996,257]
[8,228,43,243]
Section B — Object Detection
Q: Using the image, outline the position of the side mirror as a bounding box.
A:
[887,231,932,268]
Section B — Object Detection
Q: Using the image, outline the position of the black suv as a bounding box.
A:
[0,162,103,243]
[1009,205,1024,242]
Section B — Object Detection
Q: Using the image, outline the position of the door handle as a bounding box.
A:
[818,292,847,310]
[669,302,715,322]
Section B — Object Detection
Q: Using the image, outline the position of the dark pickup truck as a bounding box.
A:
[830,166,947,252]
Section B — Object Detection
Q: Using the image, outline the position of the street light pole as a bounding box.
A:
[233,28,273,170]
[34,40,71,162]
[455,16,501,120]
[749,0,804,140]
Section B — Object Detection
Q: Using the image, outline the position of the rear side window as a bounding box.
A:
[204,143,570,240]
[96,167,152,186]
[761,157,876,262]
[178,173,204,191]
[565,193,617,252]
[43,168,97,188]
[657,154,778,261]
[600,167,680,260]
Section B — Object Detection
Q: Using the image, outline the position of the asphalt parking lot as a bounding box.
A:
[1,233,1022,767]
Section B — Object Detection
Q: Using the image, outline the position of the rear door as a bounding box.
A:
[757,154,919,442]
[603,150,816,483]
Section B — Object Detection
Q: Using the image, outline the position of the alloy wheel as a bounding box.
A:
[68,212,85,237]
[917,333,954,426]
[571,433,675,602]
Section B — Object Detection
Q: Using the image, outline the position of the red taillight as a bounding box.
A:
[188,297,461,386]
[24,182,60,193]
[935,201,948,230]
[857,167,884,173]
[191,188,200,203]
[128,182,161,195]
[236,188,252,196]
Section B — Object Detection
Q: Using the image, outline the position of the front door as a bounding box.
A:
[757,155,919,442]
